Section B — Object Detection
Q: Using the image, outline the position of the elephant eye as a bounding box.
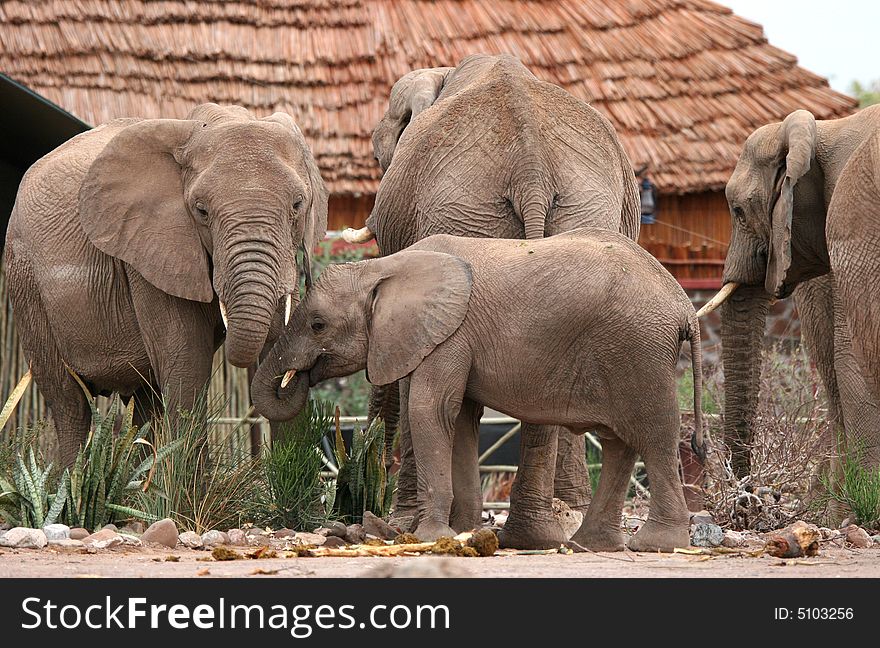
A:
[732,206,745,223]
[293,197,304,212]
[194,201,209,220]
[311,320,325,333]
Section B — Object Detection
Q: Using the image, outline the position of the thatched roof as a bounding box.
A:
[0,0,857,195]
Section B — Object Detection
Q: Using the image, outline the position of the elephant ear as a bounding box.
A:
[765,110,817,297]
[373,67,453,170]
[262,112,328,289]
[365,250,472,386]
[78,118,212,302]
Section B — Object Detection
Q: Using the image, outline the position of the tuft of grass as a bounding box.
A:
[332,412,396,523]
[822,440,880,529]
[260,399,335,530]
[126,394,262,533]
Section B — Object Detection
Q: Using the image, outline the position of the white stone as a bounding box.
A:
[201,530,229,547]
[0,527,48,549]
[119,533,142,546]
[179,531,203,549]
[293,532,327,546]
[42,524,71,542]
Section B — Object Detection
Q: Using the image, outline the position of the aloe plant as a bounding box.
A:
[332,413,396,523]
[0,446,67,528]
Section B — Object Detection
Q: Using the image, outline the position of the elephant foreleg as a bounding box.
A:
[449,398,483,532]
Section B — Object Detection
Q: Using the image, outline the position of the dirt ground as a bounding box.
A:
[2,545,878,578]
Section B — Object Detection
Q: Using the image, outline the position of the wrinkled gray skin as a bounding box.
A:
[367,53,640,540]
[827,128,880,467]
[721,105,880,480]
[252,230,703,552]
[5,103,327,465]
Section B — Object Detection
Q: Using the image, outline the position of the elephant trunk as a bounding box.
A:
[720,284,771,477]
[221,233,287,368]
[251,349,310,422]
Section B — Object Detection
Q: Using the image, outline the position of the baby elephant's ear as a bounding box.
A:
[365,250,472,386]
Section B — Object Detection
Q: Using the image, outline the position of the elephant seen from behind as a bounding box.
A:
[342,53,641,540]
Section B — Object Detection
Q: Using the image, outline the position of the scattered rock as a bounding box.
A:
[142,518,179,548]
[691,522,724,547]
[363,511,400,540]
[871,535,880,547]
[551,498,584,540]
[765,520,820,558]
[721,530,746,548]
[844,524,872,549]
[322,536,347,548]
[179,531,203,549]
[363,558,472,578]
[228,529,247,546]
[0,527,48,549]
[42,524,70,542]
[82,529,123,550]
[691,523,724,547]
[689,510,715,526]
[273,529,296,539]
[102,523,119,533]
[246,527,268,537]
[50,539,84,549]
[466,529,499,557]
[124,521,145,535]
[0,522,12,531]
[293,532,327,546]
[819,527,841,540]
[493,513,508,527]
[201,530,230,547]
[315,521,347,538]
[69,528,90,541]
[247,534,271,547]
[344,524,366,544]
[119,534,142,547]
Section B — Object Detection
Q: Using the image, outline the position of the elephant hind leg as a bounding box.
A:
[554,430,592,515]
[626,429,690,553]
[570,433,635,552]
[5,246,90,466]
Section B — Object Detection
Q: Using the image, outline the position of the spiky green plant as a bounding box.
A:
[126,394,262,533]
[0,446,66,528]
[332,414,396,523]
[62,395,173,529]
[260,398,334,530]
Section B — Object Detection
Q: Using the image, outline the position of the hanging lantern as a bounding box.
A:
[640,176,656,224]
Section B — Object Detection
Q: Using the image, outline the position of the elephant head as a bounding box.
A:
[78,104,328,368]
[702,110,830,475]
[371,67,454,172]
[251,250,472,421]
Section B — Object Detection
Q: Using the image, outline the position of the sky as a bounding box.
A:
[722,0,879,94]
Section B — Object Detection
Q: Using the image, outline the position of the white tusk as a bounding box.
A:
[219,301,229,329]
[696,282,739,318]
[280,370,296,389]
[284,294,292,326]
[341,226,375,244]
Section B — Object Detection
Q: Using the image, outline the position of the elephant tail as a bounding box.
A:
[685,313,706,462]
[519,198,548,240]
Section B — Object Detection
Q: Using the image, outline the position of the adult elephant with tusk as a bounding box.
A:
[701,104,880,481]
[4,103,327,465]
[338,53,641,548]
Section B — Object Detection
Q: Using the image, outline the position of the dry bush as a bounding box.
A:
[700,344,834,531]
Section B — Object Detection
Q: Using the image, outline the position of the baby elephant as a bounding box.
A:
[252,228,704,552]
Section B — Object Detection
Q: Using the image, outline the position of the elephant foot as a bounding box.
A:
[498,515,567,550]
[626,520,689,553]
[449,509,481,533]
[570,525,625,552]
[389,505,419,533]
[414,519,457,542]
